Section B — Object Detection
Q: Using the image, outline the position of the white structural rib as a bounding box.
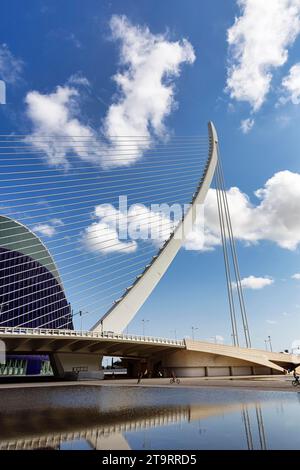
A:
[91,122,218,333]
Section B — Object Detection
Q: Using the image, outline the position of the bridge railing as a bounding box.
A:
[0,326,184,346]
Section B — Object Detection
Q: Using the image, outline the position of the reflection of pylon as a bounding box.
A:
[241,405,253,450]
[255,404,267,450]
[241,404,267,450]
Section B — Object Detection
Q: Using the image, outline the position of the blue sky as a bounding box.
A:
[1,0,300,351]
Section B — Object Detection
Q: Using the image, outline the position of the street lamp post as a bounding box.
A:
[170,329,177,340]
[77,310,89,331]
[264,339,268,351]
[142,319,149,336]
[191,326,199,341]
[268,335,273,352]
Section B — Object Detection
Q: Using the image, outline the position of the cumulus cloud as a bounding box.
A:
[186,170,300,252]
[233,275,274,290]
[291,339,300,353]
[280,62,300,104]
[292,273,300,280]
[25,15,195,168]
[83,169,300,255]
[214,335,224,343]
[102,15,195,166]
[240,117,255,133]
[32,218,64,237]
[82,202,178,255]
[226,0,300,112]
[0,43,23,83]
[83,221,137,255]
[25,86,96,167]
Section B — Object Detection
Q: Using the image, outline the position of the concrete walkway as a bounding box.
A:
[0,374,298,392]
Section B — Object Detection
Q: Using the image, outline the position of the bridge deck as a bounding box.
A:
[0,327,184,357]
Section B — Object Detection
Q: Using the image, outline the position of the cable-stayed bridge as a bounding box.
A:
[0,122,298,379]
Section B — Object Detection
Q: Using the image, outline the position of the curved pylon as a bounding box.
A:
[91,122,218,333]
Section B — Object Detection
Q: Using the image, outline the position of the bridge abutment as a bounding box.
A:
[50,353,104,380]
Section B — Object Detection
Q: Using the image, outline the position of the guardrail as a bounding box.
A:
[0,326,184,347]
[185,338,298,359]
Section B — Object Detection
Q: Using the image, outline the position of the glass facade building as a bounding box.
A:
[0,215,73,330]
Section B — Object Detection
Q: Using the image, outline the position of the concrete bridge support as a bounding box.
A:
[50,352,104,380]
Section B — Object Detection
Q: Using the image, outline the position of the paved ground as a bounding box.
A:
[0,375,299,392]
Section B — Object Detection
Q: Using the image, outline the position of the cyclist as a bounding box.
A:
[170,370,180,384]
[293,369,299,382]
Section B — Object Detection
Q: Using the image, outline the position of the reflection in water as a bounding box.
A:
[0,386,299,450]
[242,404,268,450]
[256,405,267,450]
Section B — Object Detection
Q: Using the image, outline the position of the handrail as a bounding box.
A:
[0,326,184,346]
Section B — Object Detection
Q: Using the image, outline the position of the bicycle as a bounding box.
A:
[170,377,180,384]
[292,376,300,387]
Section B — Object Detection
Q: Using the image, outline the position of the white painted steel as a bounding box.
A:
[91,122,219,333]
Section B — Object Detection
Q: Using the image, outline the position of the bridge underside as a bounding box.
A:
[1,332,299,379]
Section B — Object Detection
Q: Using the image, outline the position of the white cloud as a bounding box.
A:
[215,335,224,343]
[25,86,96,167]
[266,319,278,325]
[280,62,300,104]
[102,15,195,167]
[32,218,64,237]
[68,73,90,87]
[292,273,300,280]
[0,43,23,83]
[240,117,255,133]
[226,0,300,111]
[82,204,137,254]
[233,275,274,290]
[186,170,300,252]
[50,218,64,226]
[82,202,176,255]
[25,15,195,169]
[83,169,300,255]
[83,220,137,255]
[291,339,300,353]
